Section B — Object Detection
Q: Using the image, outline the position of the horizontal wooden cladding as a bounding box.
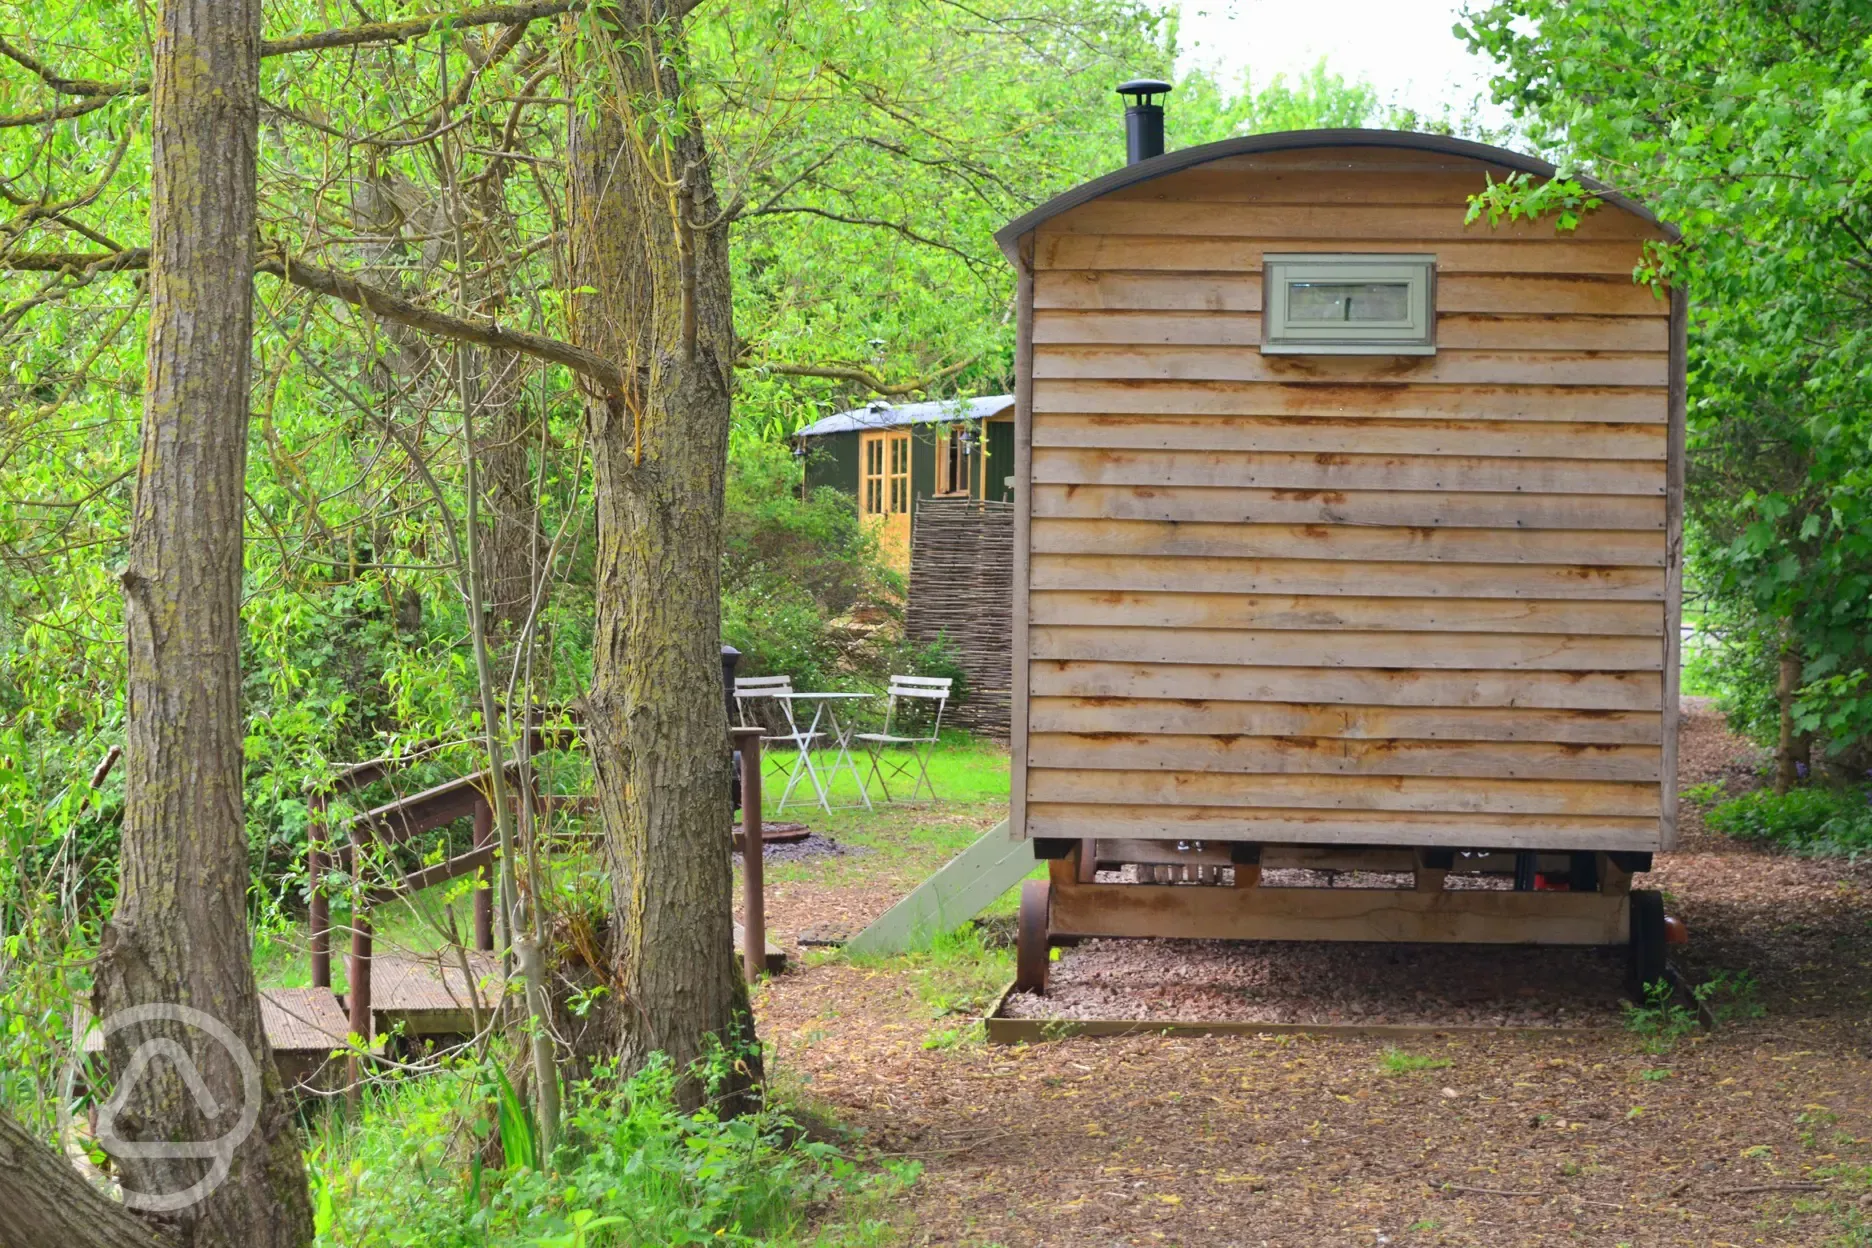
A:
[1033,310,1670,353]
[1034,235,1649,276]
[1034,484,1667,531]
[1033,345,1669,388]
[1033,447,1665,496]
[1028,697,1663,743]
[1026,767,1661,816]
[1033,380,1668,424]
[1032,414,1666,461]
[1029,733,1662,782]
[1030,661,1662,711]
[1031,626,1662,672]
[1033,554,1664,601]
[1030,518,1664,567]
[1028,592,1664,637]
[1043,201,1657,243]
[1203,148,1516,174]
[1028,804,1662,853]
[1102,169,1514,207]
[1034,272,1669,318]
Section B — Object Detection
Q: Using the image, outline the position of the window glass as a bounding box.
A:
[1288,281,1411,323]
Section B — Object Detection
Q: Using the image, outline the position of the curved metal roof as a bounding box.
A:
[795,393,1014,438]
[994,128,1674,264]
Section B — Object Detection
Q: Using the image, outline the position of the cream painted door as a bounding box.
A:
[860,429,912,574]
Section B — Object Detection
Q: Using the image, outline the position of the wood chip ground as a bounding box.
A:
[753,704,1872,1245]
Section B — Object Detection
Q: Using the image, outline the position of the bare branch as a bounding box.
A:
[740,353,981,397]
[260,1,584,56]
[0,247,622,394]
[255,253,623,394]
[0,1,584,121]
[0,249,149,272]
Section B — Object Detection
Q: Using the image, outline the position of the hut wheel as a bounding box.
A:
[1015,879,1051,994]
[1627,889,1668,996]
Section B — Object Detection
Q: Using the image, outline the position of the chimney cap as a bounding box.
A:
[1117,78,1172,105]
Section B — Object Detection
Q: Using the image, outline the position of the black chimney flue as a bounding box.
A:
[1117,78,1172,164]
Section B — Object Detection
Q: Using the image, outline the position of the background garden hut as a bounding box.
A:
[998,101,1686,993]
[797,393,1014,573]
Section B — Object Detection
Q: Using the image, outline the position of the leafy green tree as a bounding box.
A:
[1462,0,1872,765]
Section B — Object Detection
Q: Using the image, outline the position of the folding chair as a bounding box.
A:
[855,675,952,802]
[733,675,826,812]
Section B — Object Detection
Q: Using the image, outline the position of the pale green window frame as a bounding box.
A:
[1261,253,1437,355]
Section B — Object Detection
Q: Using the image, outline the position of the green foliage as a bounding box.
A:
[1459,0,1872,760]
[1706,787,1872,861]
[1378,1047,1452,1076]
[310,1049,911,1247]
[1622,980,1700,1055]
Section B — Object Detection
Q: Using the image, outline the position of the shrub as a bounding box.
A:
[1705,786,1872,861]
[310,1048,909,1247]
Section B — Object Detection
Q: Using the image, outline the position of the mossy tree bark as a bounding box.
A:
[568,2,759,1109]
[88,0,313,1243]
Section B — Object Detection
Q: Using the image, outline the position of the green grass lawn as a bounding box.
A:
[256,734,1018,990]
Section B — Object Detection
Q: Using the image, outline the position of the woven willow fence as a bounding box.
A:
[906,497,1014,736]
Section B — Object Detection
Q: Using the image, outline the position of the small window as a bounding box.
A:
[1262,254,1436,355]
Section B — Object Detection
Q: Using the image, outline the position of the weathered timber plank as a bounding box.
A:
[1043,201,1657,241]
[1030,413,1667,459]
[1200,147,1516,172]
[1030,554,1666,600]
[1032,345,1669,387]
[1029,625,1662,671]
[1027,697,1663,743]
[1034,271,1668,317]
[1031,447,1665,495]
[1033,235,1649,275]
[1027,732,1663,782]
[1031,485,1666,530]
[1024,767,1662,816]
[1661,285,1687,849]
[1029,518,1666,567]
[1025,803,1664,851]
[1013,258,1035,837]
[1032,379,1668,422]
[1098,169,1513,206]
[1031,310,1670,352]
[844,820,1033,956]
[1045,879,1631,944]
[1027,661,1662,710]
[1027,591,1664,636]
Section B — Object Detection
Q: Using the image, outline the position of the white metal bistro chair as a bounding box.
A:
[855,675,952,802]
[732,675,825,811]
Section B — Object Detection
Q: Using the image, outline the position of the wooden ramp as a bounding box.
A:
[846,819,1032,956]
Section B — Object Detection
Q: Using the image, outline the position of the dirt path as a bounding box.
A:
[757,708,1872,1246]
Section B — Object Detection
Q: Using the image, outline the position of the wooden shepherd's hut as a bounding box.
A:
[999,86,1685,994]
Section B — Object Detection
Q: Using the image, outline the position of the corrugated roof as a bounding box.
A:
[795,394,1014,439]
[994,128,1676,264]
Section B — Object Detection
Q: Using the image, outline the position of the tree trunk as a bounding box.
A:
[0,1109,174,1248]
[1776,648,1800,794]
[89,1,313,1243]
[568,3,758,1109]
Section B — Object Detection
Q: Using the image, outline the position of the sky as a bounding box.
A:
[1174,0,1512,129]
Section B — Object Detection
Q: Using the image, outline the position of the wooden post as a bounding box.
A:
[472,794,494,952]
[309,792,330,988]
[347,828,372,1116]
[734,728,764,984]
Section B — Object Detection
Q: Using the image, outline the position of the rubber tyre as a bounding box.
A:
[1015,879,1051,995]
[1627,888,1667,997]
